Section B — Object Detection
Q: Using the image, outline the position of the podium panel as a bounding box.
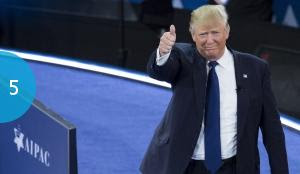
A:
[0,100,77,174]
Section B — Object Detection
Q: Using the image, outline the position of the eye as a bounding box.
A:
[199,33,208,37]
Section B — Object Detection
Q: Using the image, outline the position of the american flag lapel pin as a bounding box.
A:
[243,74,248,78]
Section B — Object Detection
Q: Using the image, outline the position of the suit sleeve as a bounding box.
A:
[147,47,180,84]
[260,63,289,174]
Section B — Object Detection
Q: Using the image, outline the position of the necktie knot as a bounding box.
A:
[208,61,218,69]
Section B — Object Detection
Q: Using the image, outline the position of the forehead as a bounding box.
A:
[195,21,226,33]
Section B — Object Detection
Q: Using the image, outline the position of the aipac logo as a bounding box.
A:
[13,127,51,167]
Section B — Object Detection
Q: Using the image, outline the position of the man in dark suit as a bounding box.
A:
[140,5,288,174]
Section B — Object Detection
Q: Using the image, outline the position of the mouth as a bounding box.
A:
[205,48,216,51]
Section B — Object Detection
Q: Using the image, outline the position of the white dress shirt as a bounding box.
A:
[156,47,237,160]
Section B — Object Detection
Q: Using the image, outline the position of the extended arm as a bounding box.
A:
[260,64,289,174]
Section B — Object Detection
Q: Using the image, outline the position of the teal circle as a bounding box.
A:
[0,51,36,123]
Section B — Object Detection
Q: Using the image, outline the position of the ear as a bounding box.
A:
[192,33,196,42]
[190,26,197,42]
[225,24,230,39]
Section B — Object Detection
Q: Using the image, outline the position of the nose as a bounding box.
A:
[206,33,214,44]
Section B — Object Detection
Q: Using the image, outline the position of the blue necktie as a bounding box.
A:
[204,61,222,174]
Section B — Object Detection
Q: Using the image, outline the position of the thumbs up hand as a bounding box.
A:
[159,25,176,56]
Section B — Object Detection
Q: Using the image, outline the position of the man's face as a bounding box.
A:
[192,20,229,60]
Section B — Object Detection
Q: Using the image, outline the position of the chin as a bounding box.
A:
[204,53,218,60]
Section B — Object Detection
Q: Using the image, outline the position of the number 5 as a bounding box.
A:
[10,80,19,96]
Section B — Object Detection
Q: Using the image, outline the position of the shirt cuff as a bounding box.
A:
[156,49,171,66]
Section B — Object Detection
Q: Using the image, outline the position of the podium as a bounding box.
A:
[0,99,78,174]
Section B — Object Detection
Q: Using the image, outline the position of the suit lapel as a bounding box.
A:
[192,48,207,119]
[232,50,250,142]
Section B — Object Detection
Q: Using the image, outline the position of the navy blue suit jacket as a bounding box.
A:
[140,43,288,174]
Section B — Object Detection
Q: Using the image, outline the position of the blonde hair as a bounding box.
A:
[189,5,229,34]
